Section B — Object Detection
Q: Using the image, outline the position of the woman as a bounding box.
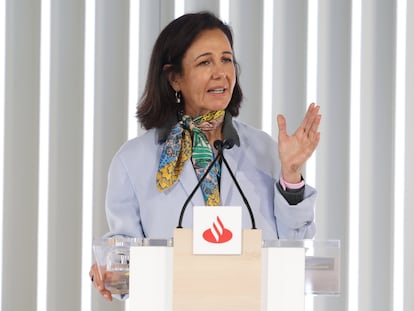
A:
[90,11,321,301]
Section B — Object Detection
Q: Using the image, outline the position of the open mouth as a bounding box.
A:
[208,88,225,94]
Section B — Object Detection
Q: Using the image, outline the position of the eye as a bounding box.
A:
[222,57,233,64]
[197,59,210,66]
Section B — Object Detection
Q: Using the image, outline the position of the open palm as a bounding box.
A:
[277,103,321,183]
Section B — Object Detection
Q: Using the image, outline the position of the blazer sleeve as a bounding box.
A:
[273,182,317,240]
[104,152,144,238]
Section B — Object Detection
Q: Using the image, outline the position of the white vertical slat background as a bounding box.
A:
[3,1,40,311]
[229,0,264,128]
[359,1,395,310]
[47,0,85,310]
[0,0,5,304]
[313,0,351,310]
[91,3,130,311]
[404,1,414,310]
[272,0,308,137]
[0,1,413,311]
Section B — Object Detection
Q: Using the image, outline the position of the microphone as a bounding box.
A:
[177,139,257,230]
[176,139,228,228]
[213,139,235,150]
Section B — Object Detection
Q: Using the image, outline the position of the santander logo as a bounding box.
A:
[202,216,233,243]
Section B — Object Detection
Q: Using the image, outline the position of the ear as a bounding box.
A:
[163,64,180,92]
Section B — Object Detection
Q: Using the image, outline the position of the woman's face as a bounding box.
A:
[173,28,236,117]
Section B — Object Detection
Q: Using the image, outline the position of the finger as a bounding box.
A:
[91,264,104,290]
[298,103,314,133]
[101,289,113,302]
[90,264,113,302]
[277,114,287,138]
[95,281,113,302]
[307,114,322,140]
[310,131,321,150]
[302,104,320,134]
[90,264,100,281]
[89,264,97,282]
[94,272,105,289]
[96,279,112,301]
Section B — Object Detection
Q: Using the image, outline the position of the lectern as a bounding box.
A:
[129,229,340,311]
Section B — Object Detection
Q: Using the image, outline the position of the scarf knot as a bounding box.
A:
[156,110,225,206]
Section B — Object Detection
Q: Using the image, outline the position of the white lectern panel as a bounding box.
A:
[262,247,305,311]
[130,246,173,311]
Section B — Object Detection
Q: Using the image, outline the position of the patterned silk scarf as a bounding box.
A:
[156,110,225,206]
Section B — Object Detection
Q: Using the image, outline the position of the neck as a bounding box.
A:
[203,127,223,154]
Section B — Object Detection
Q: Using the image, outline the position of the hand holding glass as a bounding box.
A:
[93,237,137,295]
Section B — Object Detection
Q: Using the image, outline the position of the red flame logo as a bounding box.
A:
[202,216,233,243]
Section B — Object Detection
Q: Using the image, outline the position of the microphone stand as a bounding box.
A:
[177,139,257,230]
[176,144,225,229]
[220,153,256,229]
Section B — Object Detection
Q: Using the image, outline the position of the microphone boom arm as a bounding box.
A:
[176,149,224,229]
[176,139,257,230]
[220,154,257,229]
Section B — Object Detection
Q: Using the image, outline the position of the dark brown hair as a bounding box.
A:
[137,11,243,130]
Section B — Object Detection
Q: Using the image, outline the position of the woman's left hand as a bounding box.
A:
[277,103,321,183]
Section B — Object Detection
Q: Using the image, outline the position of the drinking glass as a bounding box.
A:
[93,237,139,295]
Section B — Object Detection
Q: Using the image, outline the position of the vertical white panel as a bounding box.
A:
[349,0,362,310]
[261,0,273,135]
[37,0,50,310]
[128,0,140,140]
[393,1,406,310]
[92,1,130,310]
[359,1,395,310]
[272,1,307,137]
[0,0,6,305]
[137,0,158,138]
[220,0,229,23]
[47,0,85,310]
[175,0,184,18]
[305,0,318,188]
[93,0,129,237]
[2,0,40,310]
[313,1,352,311]
[184,0,220,14]
[82,0,95,310]
[161,0,175,26]
[306,0,318,107]
[404,2,414,310]
[229,0,264,129]
[137,0,174,137]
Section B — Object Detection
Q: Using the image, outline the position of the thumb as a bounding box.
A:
[277,114,287,138]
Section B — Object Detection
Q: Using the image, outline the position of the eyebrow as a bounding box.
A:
[194,51,233,62]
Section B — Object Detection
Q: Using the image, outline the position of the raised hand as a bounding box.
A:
[277,103,321,183]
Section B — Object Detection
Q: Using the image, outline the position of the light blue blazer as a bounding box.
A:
[105,119,316,241]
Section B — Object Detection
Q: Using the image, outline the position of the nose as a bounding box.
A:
[211,63,226,79]
[212,69,226,80]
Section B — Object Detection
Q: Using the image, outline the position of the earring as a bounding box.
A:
[175,91,181,104]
